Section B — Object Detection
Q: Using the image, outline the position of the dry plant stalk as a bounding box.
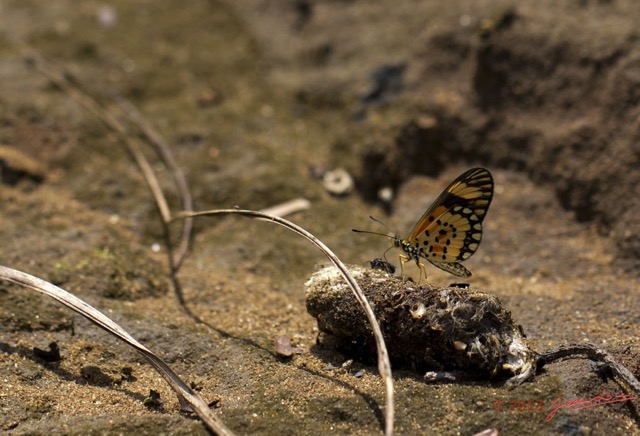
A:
[0,265,233,436]
[540,344,640,395]
[23,46,396,435]
[23,48,193,272]
[260,198,311,217]
[174,209,395,436]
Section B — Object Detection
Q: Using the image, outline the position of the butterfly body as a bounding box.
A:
[356,168,494,280]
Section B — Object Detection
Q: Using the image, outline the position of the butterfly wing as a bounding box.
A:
[428,260,472,277]
[406,168,494,277]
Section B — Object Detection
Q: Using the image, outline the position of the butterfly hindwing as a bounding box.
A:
[406,168,494,276]
[428,260,472,278]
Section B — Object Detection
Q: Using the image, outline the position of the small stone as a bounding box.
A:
[323,168,354,196]
[97,6,117,29]
[32,342,61,362]
[143,389,162,408]
[377,186,394,203]
[275,335,302,357]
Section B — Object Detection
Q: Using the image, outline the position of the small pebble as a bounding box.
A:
[377,186,394,203]
[97,6,117,29]
[275,335,302,357]
[323,168,354,196]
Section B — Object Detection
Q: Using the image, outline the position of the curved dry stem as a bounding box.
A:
[0,265,234,436]
[540,343,640,395]
[23,50,172,226]
[174,209,395,436]
[23,48,192,272]
[112,96,193,269]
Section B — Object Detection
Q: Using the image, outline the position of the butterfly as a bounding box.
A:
[354,167,494,280]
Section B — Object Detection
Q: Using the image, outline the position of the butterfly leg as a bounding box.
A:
[416,261,428,285]
[398,254,411,281]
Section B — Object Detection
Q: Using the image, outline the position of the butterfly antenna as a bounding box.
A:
[352,216,397,239]
[369,215,397,233]
[351,228,392,238]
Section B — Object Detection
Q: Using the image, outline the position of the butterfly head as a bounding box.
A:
[391,235,402,248]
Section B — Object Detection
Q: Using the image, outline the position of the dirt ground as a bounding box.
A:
[1,0,639,435]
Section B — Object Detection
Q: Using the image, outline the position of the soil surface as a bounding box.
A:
[1,1,639,435]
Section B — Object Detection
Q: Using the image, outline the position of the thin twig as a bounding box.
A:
[24,49,189,305]
[0,265,234,436]
[43,59,194,270]
[173,209,395,436]
[540,343,640,395]
[25,52,173,225]
[111,96,194,269]
[259,198,311,217]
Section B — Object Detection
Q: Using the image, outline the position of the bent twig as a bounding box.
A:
[540,343,640,395]
[174,209,395,436]
[0,265,233,436]
[24,48,192,275]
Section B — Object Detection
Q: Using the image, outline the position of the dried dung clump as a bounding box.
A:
[306,265,538,381]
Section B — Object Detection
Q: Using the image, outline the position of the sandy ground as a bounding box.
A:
[1,1,639,435]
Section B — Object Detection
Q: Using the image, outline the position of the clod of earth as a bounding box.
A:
[305,265,538,382]
[0,146,46,186]
[32,342,61,363]
[143,389,162,409]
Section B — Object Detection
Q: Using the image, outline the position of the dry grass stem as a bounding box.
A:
[174,209,395,436]
[540,343,640,395]
[0,265,234,436]
[22,47,395,434]
[259,198,311,217]
[23,48,192,272]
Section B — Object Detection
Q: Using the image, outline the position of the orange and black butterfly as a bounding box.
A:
[354,167,494,279]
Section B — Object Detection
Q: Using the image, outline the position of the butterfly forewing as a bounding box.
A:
[406,168,494,276]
